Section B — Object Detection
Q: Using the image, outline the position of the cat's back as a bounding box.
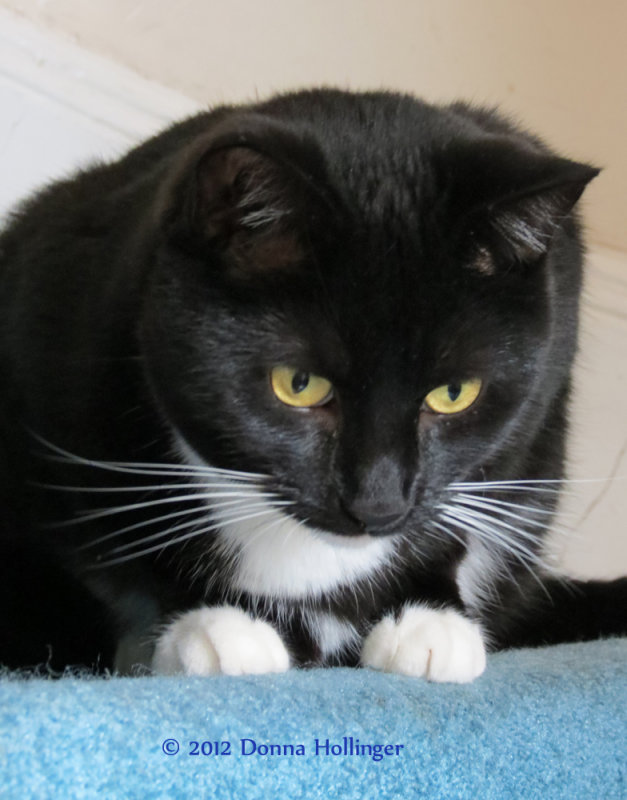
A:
[0,110,232,362]
[0,110,221,286]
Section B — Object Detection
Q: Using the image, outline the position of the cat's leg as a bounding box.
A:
[360,605,486,683]
[152,605,290,676]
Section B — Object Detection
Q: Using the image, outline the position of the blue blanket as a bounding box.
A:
[1,638,625,799]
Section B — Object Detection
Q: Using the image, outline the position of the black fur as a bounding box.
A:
[0,88,624,672]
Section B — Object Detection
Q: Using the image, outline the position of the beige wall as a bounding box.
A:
[2,0,626,252]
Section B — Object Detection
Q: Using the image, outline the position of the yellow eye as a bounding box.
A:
[270,366,333,408]
[424,378,482,415]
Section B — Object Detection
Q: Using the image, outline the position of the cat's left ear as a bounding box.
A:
[447,137,600,268]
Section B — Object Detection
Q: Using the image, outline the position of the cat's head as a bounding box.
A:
[140,90,597,541]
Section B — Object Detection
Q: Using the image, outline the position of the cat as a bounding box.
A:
[0,88,625,682]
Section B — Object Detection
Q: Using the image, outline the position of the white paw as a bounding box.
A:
[151,605,291,676]
[360,605,486,683]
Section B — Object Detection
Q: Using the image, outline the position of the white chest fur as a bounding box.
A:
[213,496,395,599]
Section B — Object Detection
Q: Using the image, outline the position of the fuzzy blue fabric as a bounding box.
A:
[1,638,625,800]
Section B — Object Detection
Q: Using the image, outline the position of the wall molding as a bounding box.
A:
[0,8,200,143]
[0,8,200,220]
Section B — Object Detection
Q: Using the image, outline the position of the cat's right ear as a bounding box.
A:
[162,135,314,277]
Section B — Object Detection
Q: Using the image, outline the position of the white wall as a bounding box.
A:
[560,249,627,578]
[0,8,625,578]
[0,10,199,220]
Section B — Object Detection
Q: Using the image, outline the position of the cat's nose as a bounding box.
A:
[340,455,413,534]
[342,500,409,534]
[360,510,406,533]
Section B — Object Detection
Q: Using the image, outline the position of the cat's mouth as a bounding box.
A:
[314,528,399,548]
[286,498,411,539]
[174,433,410,538]
[340,505,411,538]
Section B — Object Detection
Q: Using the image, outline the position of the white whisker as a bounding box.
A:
[76,497,286,550]
[38,454,266,482]
[450,478,565,487]
[45,490,281,528]
[93,507,282,568]
[427,520,467,549]
[440,512,551,601]
[77,505,202,549]
[443,502,544,545]
[104,515,210,556]
[447,495,553,533]
[448,481,562,495]
[106,500,293,557]
[439,509,538,565]
[34,481,267,494]
[452,492,556,516]
[448,475,624,494]
[30,431,268,481]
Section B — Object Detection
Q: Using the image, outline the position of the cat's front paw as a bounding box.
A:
[152,605,290,676]
[360,605,486,683]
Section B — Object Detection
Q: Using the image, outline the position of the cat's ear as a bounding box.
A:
[447,138,599,269]
[196,146,295,239]
[167,136,314,276]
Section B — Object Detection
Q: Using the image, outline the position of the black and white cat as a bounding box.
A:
[0,89,625,681]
